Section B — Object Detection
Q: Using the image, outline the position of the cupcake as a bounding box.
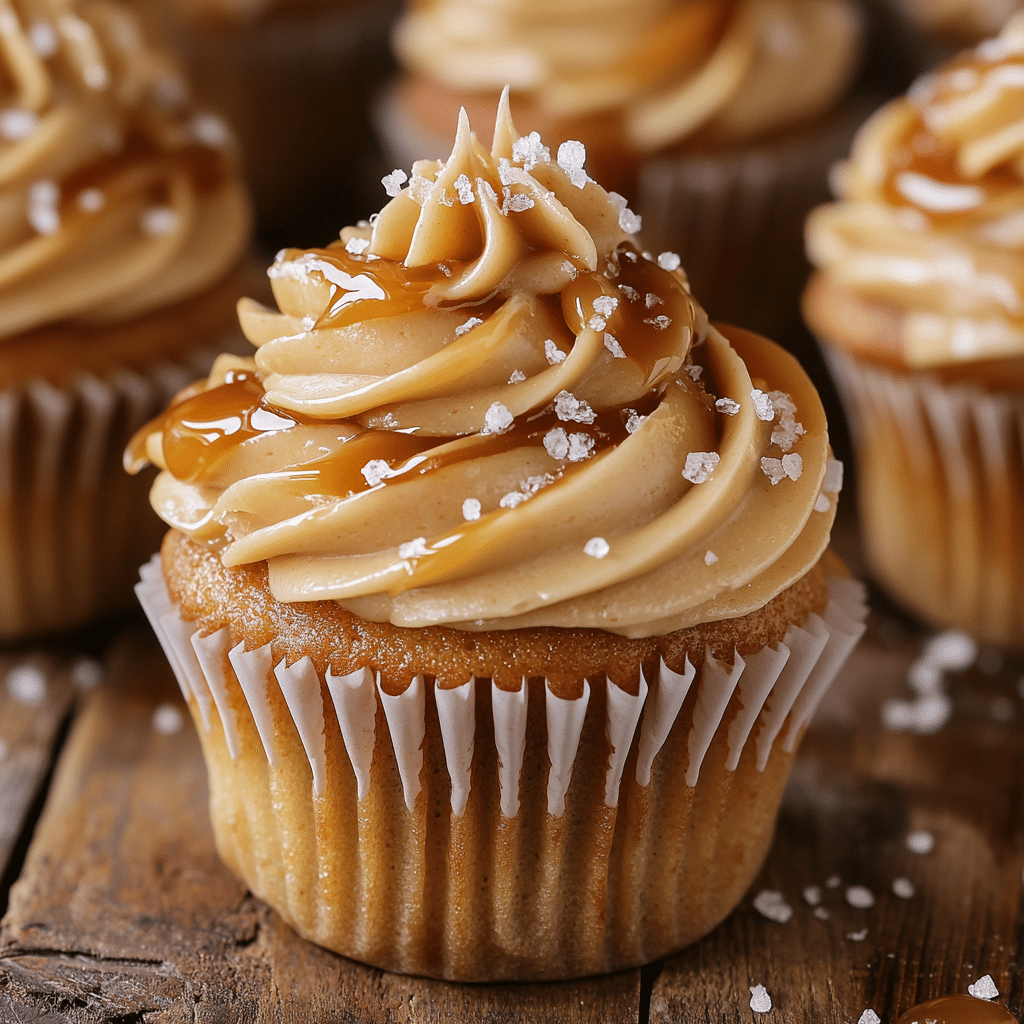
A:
[804,13,1024,647]
[139,0,398,249]
[130,95,867,981]
[379,0,866,340]
[0,0,254,641]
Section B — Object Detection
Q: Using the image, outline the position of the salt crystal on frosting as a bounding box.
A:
[456,316,484,338]
[609,191,642,233]
[846,885,875,909]
[554,390,596,423]
[751,389,775,421]
[716,398,741,416]
[753,889,793,923]
[482,401,514,434]
[568,433,595,461]
[28,20,58,57]
[454,173,475,204]
[544,339,566,364]
[512,131,549,169]
[604,333,625,358]
[588,315,607,332]
[823,457,844,493]
[686,365,703,381]
[361,459,391,487]
[814,493,831,513]
[592,295,619,317]
[500,491,528,509]
[0,108,37,140]
[704,551,718,566]
[657,251,682,272]
[462,498,481,521]
[77,188,104,213]
[625,410,645,434]
[544,427,569,460]
[504,191,535,213]
[969,976,999,1000]
[398,537,431,560]
[645,293,664,308]
[382,168,408,197]
[644,315,671,330]
[556,140,587,188]
[683,452,720,484]
[782,453,803,480]
[618,284,639,302]
[508,369,527,383]
[749,986,772,1014]
[345,237,369,255]
[761,458,786,486]
[584,537,609,559]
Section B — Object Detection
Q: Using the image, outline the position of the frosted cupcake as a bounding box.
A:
[140,0,397,247]
[381,0,865,338]
[131,95,866,981]
[804,13,1024,647]
[0,0,252,641]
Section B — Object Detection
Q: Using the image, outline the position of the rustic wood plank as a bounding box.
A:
[0,653,84,883]
[0,631,642,1024]
[652,612,1024,1023]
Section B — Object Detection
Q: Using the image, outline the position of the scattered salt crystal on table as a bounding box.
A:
[968,975,999,1000]
[846,886,875,910]
[892,877,915,899]
[803,886,822,906]
[847,929,868,941]
[814,907,830,920]
[906,830,935,855]
[826,875,842,888]
[753,889,793,923]
[858,1011,882,1024]
[749,985,772,1013]
[922,629,977,671]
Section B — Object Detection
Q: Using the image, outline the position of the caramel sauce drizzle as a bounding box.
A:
[896,994,1018,1024]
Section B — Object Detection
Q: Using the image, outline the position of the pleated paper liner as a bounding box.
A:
[0,346,226,642]
[137,557,867,981]
[825,343,1024,648]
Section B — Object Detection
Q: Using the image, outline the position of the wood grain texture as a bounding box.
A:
[0,654,79,881]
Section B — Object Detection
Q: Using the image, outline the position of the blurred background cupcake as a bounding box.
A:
[138,0,399,249]
[804,13,1024,647]
[378,0,868,345]
[0,0,255,642]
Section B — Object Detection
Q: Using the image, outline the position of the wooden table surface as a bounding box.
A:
[1,522,1023,1023]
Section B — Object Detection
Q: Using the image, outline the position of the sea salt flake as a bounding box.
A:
[803,886,822,906]
[823,457,844,493]
[382,168,408,197]
[191,112,231,148]
[567,432,595,462]
[592,295,619,317]
[588,315,607,332]
[761,458,786,486]
[826,875,841,888]
[609,191,642,233]
[625,410,645,434]
[749,985,772,1014]
[584,537,609,559]
[858,1012,882,1024]
[72,658,102,689]
[562,260,578,280]
[435,188,455,207]
[27,204,58,236]
[604,333,625,358]
[645,293,664,308]
[643,315,671,330]
[883,694,951,733]
[476,177,499,207]
[512,131,549,169]
[454,173,475,204]
[684,452,719,484]
[544,339,567,364]
[716,398,741,416]
[657,251,682,271]
[462,498,481,521]
[361,459,391,487]
[301,315,315,331]
[557,140,587,188]
[922,629,977,671]
[153,704,184,735]
[455,316,484,339]
[508,369,527,384]
[504,191,535,213]
[399,537,431,560]
[847,928,869,942]
[751,389,775,421]
[77,188,104,213]
[814,493,831,513]
[969,976,999,1000]
[141,206,178,236]
[29,20,58,57]
[482,401,514,435]
[753,889,792,923]
[345,237,370,255]
[781,453,803,480]
[814,907,830,920]
[554,390,596,424]
[544,427,569,460]
[686,365,703,381]
[892,877,915,899]
[83,63,108,90]
[500,491,528,509]
[846,886,875,910]
[908,661,943,695]
[0,108,37,140]
[8,665,46,705]
[704,551,718,566]
[618,284,639,302]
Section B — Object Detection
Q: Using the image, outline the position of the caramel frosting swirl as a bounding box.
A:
[0,0,250,340]
[393,0,862,152]
[806,13,1024,367]
[127,96,839,637]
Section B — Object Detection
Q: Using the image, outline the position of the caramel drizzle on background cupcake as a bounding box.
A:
[128,93,838,638]
[0,0,250,338]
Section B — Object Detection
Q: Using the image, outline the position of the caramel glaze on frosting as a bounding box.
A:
[0,0,250,343]
[127,95,840,639]
[393,0,863,153]
[806,13,1024,370]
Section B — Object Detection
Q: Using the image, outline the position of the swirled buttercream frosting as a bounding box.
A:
[393,0,862,152]
[0,0,249,340]
[806,13,1024,367]
[127,96,839,638]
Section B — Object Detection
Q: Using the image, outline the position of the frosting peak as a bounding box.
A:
[128,98,838,638]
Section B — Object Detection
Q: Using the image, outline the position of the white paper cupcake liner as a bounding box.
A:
[135,552,866,980]
[0,346,222,641]
[825,344,1024,646]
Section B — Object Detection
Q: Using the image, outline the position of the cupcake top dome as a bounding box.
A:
[806,12,1024,369]
[393,0,863,152]
[128,94,840,638]
[0,0,250,340]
